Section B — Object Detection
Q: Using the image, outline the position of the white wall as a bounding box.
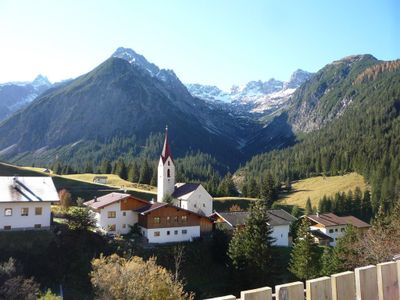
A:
[271,224,290,246]
[140,225,200,243]
[178,185,213,216]
[157,156,175,202]
[0,202,52,230]
[310,225,347,246]
[97,202,138,235]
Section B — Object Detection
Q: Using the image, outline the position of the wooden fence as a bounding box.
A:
[205,260,400,300]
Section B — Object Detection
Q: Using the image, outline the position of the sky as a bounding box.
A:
[0,0,399,90]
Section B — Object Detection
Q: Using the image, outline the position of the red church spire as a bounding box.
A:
[161,125,173,163]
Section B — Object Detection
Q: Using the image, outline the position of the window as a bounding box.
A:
[154,231,160,237]
[167,169,171,178]
[122,224,126,228]
[194,204,197,208]
[341,228,345,232]
[335,229,338,232]
[182,229,187,235]
[108,224,116,231]
[4,208,12,216]
[174,230,178,235]
[167,231,170,235]
[166,216,171,223]
[35,207,42,215]
[168,161,170,166]
[3,226,11,230]
[107,211,116,218]
[122,212,126,216]
[181,216,188,223]
[21,207,29,216]
[329,229,334,233]
[174,216,178,222]
[153,217,161,224]
[203,203,205,207]
[34,224,41,229]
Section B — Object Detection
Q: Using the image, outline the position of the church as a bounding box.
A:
[84,127,214,243]
[157,126,213,216]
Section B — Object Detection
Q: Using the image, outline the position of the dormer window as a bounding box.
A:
[167,169,170,178]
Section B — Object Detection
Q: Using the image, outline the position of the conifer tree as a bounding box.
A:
[289,217,322,280]
[305,197,313,215]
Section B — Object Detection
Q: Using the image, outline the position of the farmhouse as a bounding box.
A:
[211,209,297,246]
[305,212,370,246]
[93,176,108,184]
[0,176,59,231]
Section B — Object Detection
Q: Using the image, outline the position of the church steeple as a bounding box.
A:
[157,126,176,202]
[160,125,173,164]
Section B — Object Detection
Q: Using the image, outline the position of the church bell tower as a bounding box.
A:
[157,126,176,202]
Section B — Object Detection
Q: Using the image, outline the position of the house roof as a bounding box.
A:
[215,209,297,227]
[84,192,147,209]
[160,126,173,164]
[172,183,200,198]
[307,213,370,228]
[310,230,334,241]
[134,202,209,219]
[0,176,59,203]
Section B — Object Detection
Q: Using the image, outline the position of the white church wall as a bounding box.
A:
[182,185,213,216]
[157,156,175,202]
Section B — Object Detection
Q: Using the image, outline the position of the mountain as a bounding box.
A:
[0,48,292,169]
[186,69,313,115]
[0,75,52,121]
[239,57,400,211]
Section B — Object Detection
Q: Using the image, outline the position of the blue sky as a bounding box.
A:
[0,0,399,90]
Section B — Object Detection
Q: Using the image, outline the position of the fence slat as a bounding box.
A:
[355,265,378,300]
[241,287,272,300]
[377,261,399,300]
[306,276,331,300]
[275,281,304,300]
[331,271,356,300]
[204,295,236,300]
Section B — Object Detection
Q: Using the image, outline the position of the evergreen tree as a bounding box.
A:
[228,200,275,273]
[260,173,275,208]
[100,160,111,174]
[128,161,140,182]
[305,197,313,215]
[139,160,152,184]
[289,217,322,280]
[247,178,259,198]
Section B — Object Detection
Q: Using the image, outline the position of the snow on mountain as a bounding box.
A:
[186,70,313,114]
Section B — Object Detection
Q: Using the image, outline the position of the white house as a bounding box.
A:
[0,176,59,231]
[157,127,213,216]
[212,209,297,247]
[306,212,370,246]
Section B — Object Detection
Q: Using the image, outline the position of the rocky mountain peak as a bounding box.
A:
[284,69,313,89]
[112,47,160,76]
[32,75,51,88]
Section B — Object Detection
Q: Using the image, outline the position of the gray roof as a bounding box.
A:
[0,176,59,203]
[172,183,200,198]
[217,209,297,227]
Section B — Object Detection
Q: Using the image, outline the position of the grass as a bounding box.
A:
[213,197,258,212]
[278,172,368,208]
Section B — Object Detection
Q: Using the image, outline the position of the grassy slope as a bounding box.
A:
[278,172,368,208]
[0,162,155,201]
[213,172,367,211]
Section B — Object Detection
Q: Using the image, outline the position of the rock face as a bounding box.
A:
[0,75,52,121]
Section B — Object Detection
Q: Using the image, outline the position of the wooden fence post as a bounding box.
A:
[377,261,399,300]
[355,265,378,300]
[331,271,356,300]
[275,281,304,300]
[240,287,272,300]
[306,276,331,300]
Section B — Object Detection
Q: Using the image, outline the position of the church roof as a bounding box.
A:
[161,126,173,164]
[172,183,200,198]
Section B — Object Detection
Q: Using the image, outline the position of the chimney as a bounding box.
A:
[150,198,154,204]
[316,211,319,217]
[94,196,97,202]
[12,176,17,188]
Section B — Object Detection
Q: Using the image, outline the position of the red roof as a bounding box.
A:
[161,126,173,164]
[84,192,148,209]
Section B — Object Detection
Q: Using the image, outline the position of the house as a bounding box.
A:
[136,202,213,243]
[93,176,108,184]
[305,212,370,246]
[157,126,213,216]
[0,176,59,231]
[211,209,297,247]
[84,192,149,235]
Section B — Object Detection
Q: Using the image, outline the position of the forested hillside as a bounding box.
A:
[240,60,400,212]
